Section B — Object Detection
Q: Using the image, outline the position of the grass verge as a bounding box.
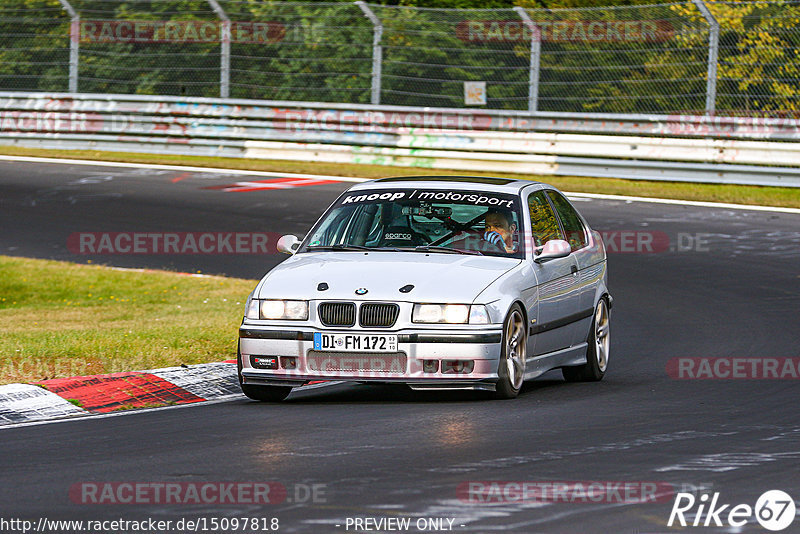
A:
[0,255,255,385]
[1,145,798,208]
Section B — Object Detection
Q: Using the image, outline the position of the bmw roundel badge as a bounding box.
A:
[355,288,368,295]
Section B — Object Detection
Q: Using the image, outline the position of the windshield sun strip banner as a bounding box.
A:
[338,189,517,210]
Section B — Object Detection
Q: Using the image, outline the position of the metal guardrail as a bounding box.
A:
[1,92,799,188]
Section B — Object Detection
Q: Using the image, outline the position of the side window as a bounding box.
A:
[527,191,564,247]
[547,191,588,252]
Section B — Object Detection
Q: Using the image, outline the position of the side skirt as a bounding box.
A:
[523,342,588,380]
[408,382,496,392]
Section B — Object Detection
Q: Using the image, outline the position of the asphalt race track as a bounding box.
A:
[1,159,800,533]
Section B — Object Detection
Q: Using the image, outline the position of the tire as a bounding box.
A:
[237,344,292,402]
[494,304,527,399]
[563,298,609,382]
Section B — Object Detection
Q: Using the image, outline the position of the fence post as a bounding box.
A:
[692,0,719,115]
[207,0,230,98]
[514,7,541,113]
[57,0,79,93]
[355,1,382,105]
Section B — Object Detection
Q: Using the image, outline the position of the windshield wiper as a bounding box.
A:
[306,244,480,255]
[413,245,482,255]
[306,244,371,252]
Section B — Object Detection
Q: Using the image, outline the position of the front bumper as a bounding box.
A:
[239,325,504,391]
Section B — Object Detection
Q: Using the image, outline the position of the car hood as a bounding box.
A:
[256,251,521,303]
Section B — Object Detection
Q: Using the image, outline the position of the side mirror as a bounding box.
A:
[534,239,571,263]
[276,235,301,255]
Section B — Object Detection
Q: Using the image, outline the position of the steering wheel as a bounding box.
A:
[446,230,507,253]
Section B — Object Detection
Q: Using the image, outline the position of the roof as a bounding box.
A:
[352,175,546,193]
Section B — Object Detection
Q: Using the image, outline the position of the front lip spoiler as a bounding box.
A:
[241,372,497,392]
[239,328,501,344]
[239,328,313,341]
[401,333,501,344]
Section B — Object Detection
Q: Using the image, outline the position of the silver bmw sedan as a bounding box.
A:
[238,176,611,401]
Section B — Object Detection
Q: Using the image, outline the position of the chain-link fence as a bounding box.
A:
[1,0,799,116]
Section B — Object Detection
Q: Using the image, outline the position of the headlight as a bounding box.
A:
[245,299,308,320]
[412,304,490,324]
[261,300,286,319]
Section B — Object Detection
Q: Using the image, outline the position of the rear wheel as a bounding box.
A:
[494,304,527,399]
[237,344,292,402]
[563,298,609,382]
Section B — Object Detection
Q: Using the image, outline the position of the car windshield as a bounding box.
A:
[300,188,524,258]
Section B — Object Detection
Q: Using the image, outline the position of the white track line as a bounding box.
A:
[1,154,797,213]
[565,191,800,215]
[0,154,369,183]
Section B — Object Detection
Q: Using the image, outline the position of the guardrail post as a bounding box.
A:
[514,7,541,113]
[355,1,382,105]
[57,0,79,93]
[208,0,230,98]
[692,0,719,115]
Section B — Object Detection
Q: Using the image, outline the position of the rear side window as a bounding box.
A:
[527,191,564,247]
[547,191,588,252]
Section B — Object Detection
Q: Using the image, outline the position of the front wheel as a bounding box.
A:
[237,344,292,402]
[563,298,609,382]
[494,304,527,399]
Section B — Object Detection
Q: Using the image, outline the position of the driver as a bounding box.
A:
[483,208,517,253]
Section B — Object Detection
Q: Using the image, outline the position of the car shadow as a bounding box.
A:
[265,376,571,404]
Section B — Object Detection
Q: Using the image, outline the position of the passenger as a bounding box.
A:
[483,208,517,253]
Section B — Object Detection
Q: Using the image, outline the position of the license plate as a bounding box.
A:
[313,333,398,352]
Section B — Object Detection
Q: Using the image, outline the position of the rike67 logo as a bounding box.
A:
[668,490,796,531]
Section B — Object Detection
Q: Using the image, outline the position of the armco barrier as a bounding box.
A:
[1,92,799,187]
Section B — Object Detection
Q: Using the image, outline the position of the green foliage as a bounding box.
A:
[0,0,798,115]
[0,0,71,91]
[706,1,800,115]
[0,255,255,384]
